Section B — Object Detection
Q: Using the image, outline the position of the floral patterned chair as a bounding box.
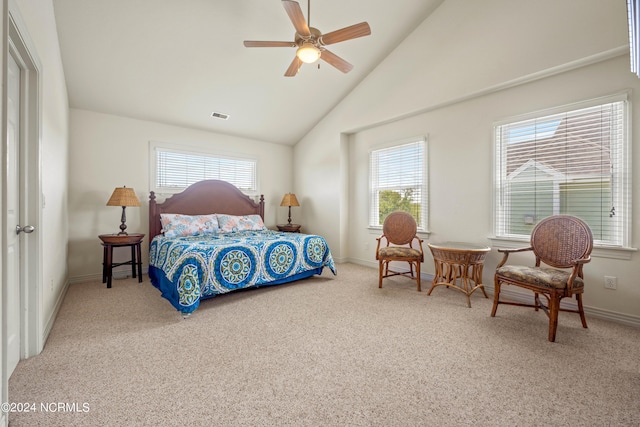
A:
[376,211,424,291]
[491,215,593,342]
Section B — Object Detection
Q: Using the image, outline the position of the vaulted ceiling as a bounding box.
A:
[52,0,444,145]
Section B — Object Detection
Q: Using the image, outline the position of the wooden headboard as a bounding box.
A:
[149,180,265,241]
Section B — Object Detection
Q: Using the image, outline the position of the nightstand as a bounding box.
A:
[277,224,301,233]
[99,233,144,288]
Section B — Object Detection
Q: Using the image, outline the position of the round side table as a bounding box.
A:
[99,233,145,288]
[277,224,301,233]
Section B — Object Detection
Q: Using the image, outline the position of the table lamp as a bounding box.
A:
[280,193,300,225]
[107,186,140,235]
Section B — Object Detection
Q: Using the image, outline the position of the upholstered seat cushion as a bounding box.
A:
[496,265,584,290]
[378,246,422,259]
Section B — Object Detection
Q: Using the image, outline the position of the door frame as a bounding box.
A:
[8,0,42,359]
[1,2,42,425]
[1,0,42,372]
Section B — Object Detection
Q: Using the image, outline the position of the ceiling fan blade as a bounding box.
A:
[282,0,310,37]
[244,41,295,48]
[320,49,353,74]
[319,22,371,46]
[285,56,303,77]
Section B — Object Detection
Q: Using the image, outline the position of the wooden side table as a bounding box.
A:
[99,233,145,288]
[277,224,301,233]
[427,242,490,308]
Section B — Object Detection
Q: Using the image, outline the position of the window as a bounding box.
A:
[493,94,630,247]
[369,137,428,229]
[150,142,258,195]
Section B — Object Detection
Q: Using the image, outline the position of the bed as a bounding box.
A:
[148,180,336,314]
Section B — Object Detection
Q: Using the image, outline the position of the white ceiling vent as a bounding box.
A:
[211,112,230,120]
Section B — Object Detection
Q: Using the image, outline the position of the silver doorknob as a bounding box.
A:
[16,225,35,234]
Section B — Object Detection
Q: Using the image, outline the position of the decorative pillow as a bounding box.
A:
[160,213,219,238]
[217,214,266,233]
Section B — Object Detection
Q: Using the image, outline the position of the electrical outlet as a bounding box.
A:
[604,276,617,290]
[50,279,54,292]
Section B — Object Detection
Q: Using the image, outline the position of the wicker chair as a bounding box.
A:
[491,215,593,342]
[376,211,424,291]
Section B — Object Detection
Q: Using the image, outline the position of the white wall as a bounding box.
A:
[67,109,293,282]
[294,0,640,321]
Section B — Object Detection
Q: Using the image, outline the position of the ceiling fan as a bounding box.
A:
[243,0,371,77]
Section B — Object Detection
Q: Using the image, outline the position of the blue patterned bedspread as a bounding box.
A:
[148,230,336,313]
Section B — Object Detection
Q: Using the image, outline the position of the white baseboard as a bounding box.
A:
[346,257,640,328]
[68,267,149,285]
[43,278,71,348]
[579,305,640,327]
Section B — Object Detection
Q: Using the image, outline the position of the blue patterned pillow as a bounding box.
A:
[217,214,266,233]
[160,213,219,238]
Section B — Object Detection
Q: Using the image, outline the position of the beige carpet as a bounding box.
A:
[8,263,640,426]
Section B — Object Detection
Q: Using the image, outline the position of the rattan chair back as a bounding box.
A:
[531,215,593,269]
[382,211,417,245]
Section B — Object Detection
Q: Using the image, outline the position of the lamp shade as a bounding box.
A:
[280,193,300,207]
[106,187,140,207]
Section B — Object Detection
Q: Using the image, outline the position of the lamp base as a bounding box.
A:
[117,206,129,235]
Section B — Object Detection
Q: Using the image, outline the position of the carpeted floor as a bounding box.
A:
[8,263,640,426]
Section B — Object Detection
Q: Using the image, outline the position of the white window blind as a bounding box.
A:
[369,138,427,229]
[152,145,257,195]
[494,96,630,247]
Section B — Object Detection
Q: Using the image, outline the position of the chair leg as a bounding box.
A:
[547,293,561,342]
[378,260,384,288]
[415,261,421,292]
[491,277,501,317]
[576,293,588,329]
[474,265,489,298]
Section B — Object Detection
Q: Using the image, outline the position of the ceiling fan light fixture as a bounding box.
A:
[296,42,321,63]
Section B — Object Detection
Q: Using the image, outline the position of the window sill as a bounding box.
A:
[488,237,637,260]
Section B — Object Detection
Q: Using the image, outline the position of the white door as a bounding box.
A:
[6,52,22,376]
